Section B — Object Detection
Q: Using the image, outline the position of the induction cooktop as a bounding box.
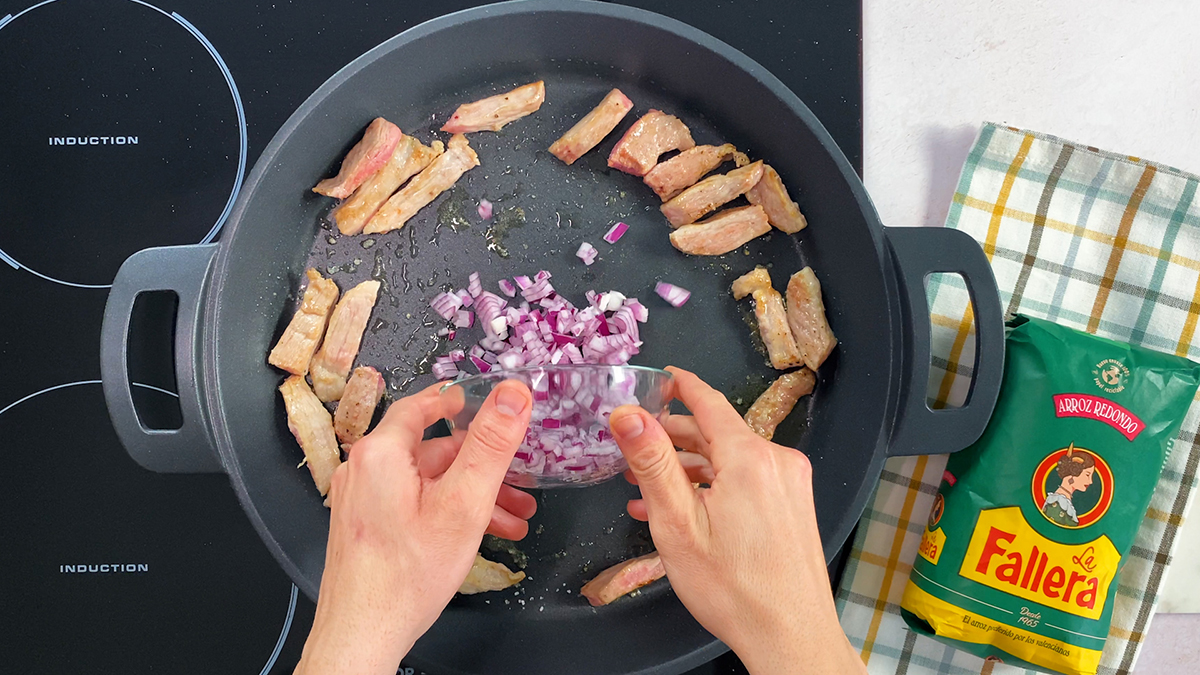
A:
[0,1,860,673]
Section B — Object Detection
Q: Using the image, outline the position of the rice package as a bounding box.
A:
[901,316,1200,675]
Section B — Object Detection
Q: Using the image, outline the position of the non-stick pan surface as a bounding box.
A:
[101,2,1005,674]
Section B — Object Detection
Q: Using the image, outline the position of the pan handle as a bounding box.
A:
[883,227,1005,457]
[101,244,224,473]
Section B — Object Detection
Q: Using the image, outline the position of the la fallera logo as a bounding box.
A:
[951,442,1120,621]
[1032,443,1114,530]
[959,507,1119,621]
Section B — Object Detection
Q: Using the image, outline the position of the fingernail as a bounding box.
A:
[495,385,528,417]
[611,411,645,440]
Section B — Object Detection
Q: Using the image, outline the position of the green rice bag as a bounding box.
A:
[901,316,1200,675]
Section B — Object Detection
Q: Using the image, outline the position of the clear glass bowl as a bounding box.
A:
[443,364,672,488]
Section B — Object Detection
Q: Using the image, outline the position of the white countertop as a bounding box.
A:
[862,0,1200,625]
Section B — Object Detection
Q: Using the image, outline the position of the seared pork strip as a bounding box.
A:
[661,161,764,227]
[310,280,382,401]
[606,110,695,176]
[312,117,403,199]
[786,268,837,370]
[744,369,816,440]
[333,136,445,235]
[581,551,666,606]
[669,204,770,256]
[334,366,386,447]
[746,164,807,234]
[731,265,802,368]
[363,134,480,235]
[731,265,772,300]
[442,81,545,133]
[753,288,805,370]
[643,143,749,201]
[549,88,634,165]
[268,269,340,376]
[756,293,804,369]
[279,375,342,496]
[458,554,525,594]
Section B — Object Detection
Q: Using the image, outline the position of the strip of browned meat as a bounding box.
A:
[312,117,403,199]
[310,280,382,401]
[757,294,805,369]
[332,136,445,235]
[279,375,342,496]
[744,369,816,440]
[581,551,666,606]
[458,554,526,594]
[606,110,695,176]
[549,88,634,165]
[731,266,803,369]
[731,265,771,300]
[334,366,386,447]
[643,143,750,201]
[786,268,837,370]
[661,160,764,227]
[669,204,770,256]
[442,81,545,133]
[267,270,340,376]
[363,134,480,235]
[746,164,807,234]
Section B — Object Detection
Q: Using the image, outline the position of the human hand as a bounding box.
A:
[609,367,864,675]
[294,380,535,675]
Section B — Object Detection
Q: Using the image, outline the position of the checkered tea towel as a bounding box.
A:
[835,123,1200,675]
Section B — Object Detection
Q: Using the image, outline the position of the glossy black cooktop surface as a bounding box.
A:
[0,1,859,673]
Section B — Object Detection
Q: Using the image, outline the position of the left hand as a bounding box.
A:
[294,380,535,675]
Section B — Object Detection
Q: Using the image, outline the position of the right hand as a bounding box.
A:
[608,367,865,675]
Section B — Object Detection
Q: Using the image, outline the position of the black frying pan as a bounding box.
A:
[100,2,1005,673]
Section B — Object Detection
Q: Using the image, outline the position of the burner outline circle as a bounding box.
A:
[0,0,248,289]
[0,378,299,673]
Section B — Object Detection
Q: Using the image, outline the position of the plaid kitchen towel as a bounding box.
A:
[836,123,1200,675]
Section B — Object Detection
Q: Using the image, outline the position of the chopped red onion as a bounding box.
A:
[478,199,493,220]
[497,351,525,370]
[602,221,629,244]
[599,291,626,312]
[522,278,555,302]
[499,365,643,484]
[453,310,474,328]
[430,291,463,320]
[489,316,509,337]
[623,298,649,323]
[432,361,459,380]
[432,270,660,484]
[456,289,473,308]
[467,272,482,298]
[655,281,691,308]
[479,336,508,352]
[576,241,598,266]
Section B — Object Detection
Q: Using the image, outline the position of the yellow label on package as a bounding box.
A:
[959,507,1119,621]
[918,527,946,565]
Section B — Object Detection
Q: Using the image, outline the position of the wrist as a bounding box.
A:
[295,599,418,675]
[296,555,422,675]
[730,605,863,675]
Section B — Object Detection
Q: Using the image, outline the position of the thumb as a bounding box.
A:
[610,405,700,538]
[441,380,532,502]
